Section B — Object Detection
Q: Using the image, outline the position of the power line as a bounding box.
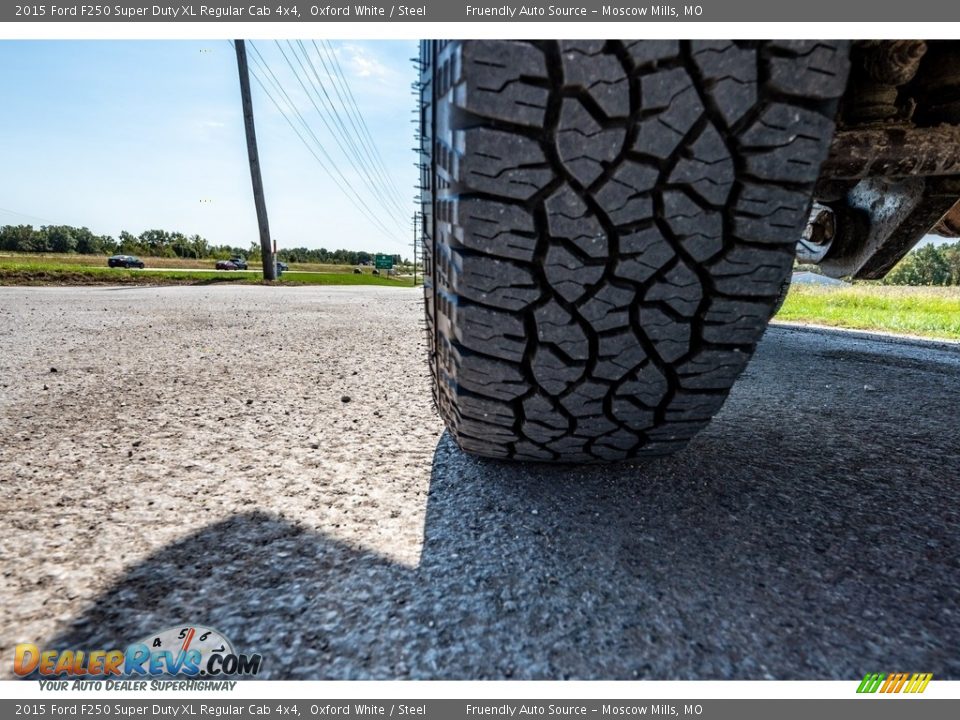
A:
[243,41,407,246]
[312,40,411,217]
[320,40,412,213]
[0,207,55,225]
[321,38,411,211]
[293,40,409,226]
[270,40,408,238]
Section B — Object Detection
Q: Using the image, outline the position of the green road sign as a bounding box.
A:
[375,254,394,270]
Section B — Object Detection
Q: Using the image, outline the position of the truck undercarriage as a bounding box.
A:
[811,40,960,279]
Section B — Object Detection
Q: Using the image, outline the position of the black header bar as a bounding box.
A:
[5,1,960,23]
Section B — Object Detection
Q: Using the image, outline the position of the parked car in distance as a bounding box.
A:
[216,257,248,270]
[276,261,289,272]
[107,255,144,269]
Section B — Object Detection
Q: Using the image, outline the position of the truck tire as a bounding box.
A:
[771,273,792,318]
[419,40,850,462]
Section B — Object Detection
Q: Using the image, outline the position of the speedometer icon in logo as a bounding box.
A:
[137,625,234,673]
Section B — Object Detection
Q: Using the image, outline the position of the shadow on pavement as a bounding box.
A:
[44,327,960,679]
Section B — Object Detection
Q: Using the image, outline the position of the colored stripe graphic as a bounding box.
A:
[857,672,932,693]
[906,673,933,693]
[857,673,884,693]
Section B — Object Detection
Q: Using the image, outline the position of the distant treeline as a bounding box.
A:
[0,224,406,265]
[885,241,960,286]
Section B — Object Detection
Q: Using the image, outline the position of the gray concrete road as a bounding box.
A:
[0,285,957,680]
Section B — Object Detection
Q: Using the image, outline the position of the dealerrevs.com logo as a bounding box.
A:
[14,626,262,679]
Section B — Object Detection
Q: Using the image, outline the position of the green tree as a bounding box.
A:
[0,225,39,252]
[118,231,141,254]
[73,227,97,254]
[887,243,952,285]
[45,225,77,254]
[139,229,173,257]
[942,242,960,285]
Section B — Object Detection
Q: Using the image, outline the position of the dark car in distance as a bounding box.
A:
[216,257,248,270]
[107,255,144,269]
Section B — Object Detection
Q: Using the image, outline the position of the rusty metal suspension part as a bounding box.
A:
[912,41,960,125]
[796,203,837,264]
[821,124,960,179]
[843,40,927,124]
[932,201,960,237]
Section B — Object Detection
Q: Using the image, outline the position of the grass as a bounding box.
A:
[0,259,414,287]
[4,254,957,339]
[777,284,960,340]
[0,252,411,276]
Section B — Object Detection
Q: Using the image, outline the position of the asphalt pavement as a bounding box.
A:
[0,285,957,680]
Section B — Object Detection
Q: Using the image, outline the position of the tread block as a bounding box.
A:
[545,435,591,461]
[634,69,703,159]
[594,163,657,226]
[690,41,758,127]
[459,41,549,127]
[676,349,750,390]
[580,284,635,331]
[668,124,734,207]
[559,380,609,416]
[459,417,519,445]
[662,190,724,262]
[452,302,527,362]
[591,428,640,460]
[458,393,517,428]
[643,259,703,316]
[614,227,676,283]
[449,251,540,310]
[574,415,619,438]
[455,351,529,400]
[458,434,512,459]
[616,361,669,409]
[766,41,851,100]
[664,392,727,422]
[640,307,691,362]
[521,420,567,445]
[560,41,631,118]
[456,198,538,261]
[532,344,585,395]
[522,393,570,443]
[624,40,681,67]
[708,245,793,296]
[732,183,812,245]
[543,244,605,302]
[702,297,772,345]
[513,441,556,461]
[535,300,590,360]
[595,329,647,381]
[739,104,836,183]
[545,185,609,258]
[557,99,627,185]
[611,397,655,432]
[460,128,554,200]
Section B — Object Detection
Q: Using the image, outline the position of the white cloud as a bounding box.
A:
[340,43,393,82]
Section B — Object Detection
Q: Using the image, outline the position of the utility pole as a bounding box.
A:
[411,212,419,287]
[234,39,276,281]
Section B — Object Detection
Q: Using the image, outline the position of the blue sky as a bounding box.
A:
[0,40,418,254]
